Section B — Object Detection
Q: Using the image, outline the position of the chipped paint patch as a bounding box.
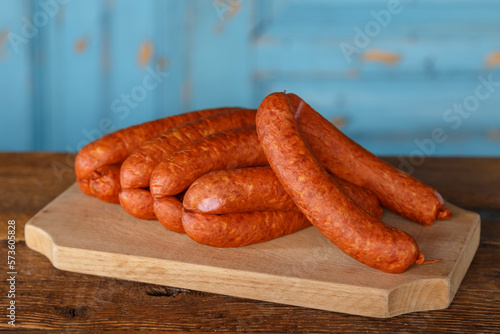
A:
[0,30,8,59]
[213,0,241,21]
[213,23,225,34]
[212,0,241,33]
[183,80,192,107]
[486,51,500,67]
[345,68,360,80]
[254,36,276,45]
[487,129,500,140]
[138,40,154,67]
[74,38,88,53]
[55,6,66,24]
[362,50,401,64]
[331,116,348,129]
[156,56,169,70]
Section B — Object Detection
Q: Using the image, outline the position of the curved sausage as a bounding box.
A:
[118,188,156,220]
[120,109,257,189]
[256,92,424,273]
[182,210,311,248]
[153,196,185,233]
[89,164,121,203]
[75,107,235,196]
[287,93,451,225]
[183,166,383,219]
[331,173,383,219]
[150,126,268,198]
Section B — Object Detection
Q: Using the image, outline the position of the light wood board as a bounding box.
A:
[25,183,480,318]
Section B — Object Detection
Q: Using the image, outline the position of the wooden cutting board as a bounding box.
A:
[25,183,480,318]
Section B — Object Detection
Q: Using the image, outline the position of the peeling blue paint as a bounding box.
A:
[0,0,499,156]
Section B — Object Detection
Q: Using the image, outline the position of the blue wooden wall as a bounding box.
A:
[1,0,499,156]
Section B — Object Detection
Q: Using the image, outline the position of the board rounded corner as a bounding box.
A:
[25,222,57,264]
[385,277,451,317]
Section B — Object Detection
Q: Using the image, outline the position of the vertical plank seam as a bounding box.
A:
[183,0,194,112]
[154,0,167,118]
[29,0,43,150]
[101,0,112,120]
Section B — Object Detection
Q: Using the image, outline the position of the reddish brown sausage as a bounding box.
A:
[89,164,121,203]
[256,92,425,273]
[182,210,311,248]
[75,107,234,196]
[120,109,257,189]
[331,174,384,219]
[150,126,268,198]
[183,167,383,219]
[287,93,451,225]
[153,196,184,233]
[118,188,156,220]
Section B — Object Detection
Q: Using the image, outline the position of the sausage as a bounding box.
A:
[183,167,292,213]
[89,164,121,203]
[120,109,257,189]
[182,210,311,247]
[75,107,235,196]
[150,126,268,199]
[287,93,452,225]
[256,92,425,273]
[153,196,185,233]
[118,188,156,220]
[331,173,383,219]
[183,166,383,219]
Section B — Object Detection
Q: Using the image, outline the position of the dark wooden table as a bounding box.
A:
[1,153,499,333]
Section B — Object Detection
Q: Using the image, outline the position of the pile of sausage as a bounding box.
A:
[75,92,452,274]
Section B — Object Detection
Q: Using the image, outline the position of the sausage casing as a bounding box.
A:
[120,109,256,189]
[287,93,451,225]
[182,210,311,248]
[118,188,156,220]
[89,164,121,204]
[256,92,422,273]
[150,126,268,198]
[76,107,230,196]
[153,196,185,233]
[183,166,383,219]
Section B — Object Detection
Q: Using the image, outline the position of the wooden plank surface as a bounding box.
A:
[24,183,480,318]
[0,153,499,332]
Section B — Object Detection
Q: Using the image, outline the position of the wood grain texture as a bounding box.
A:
[0,153,499,332]
[0,152,76,240]
[24,183,479,317]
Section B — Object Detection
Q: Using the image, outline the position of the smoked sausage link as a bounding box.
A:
[75,107,230,196]
[150,126,268,198]
[182,210,311,248]
[256,92,422,273]
[153,196,185,233]
[120,108,256,189]
[119,188,157,220]
[287,93,451,225]
[184,167,293,213]
[89,164,121,204]
[183,166,383,219]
